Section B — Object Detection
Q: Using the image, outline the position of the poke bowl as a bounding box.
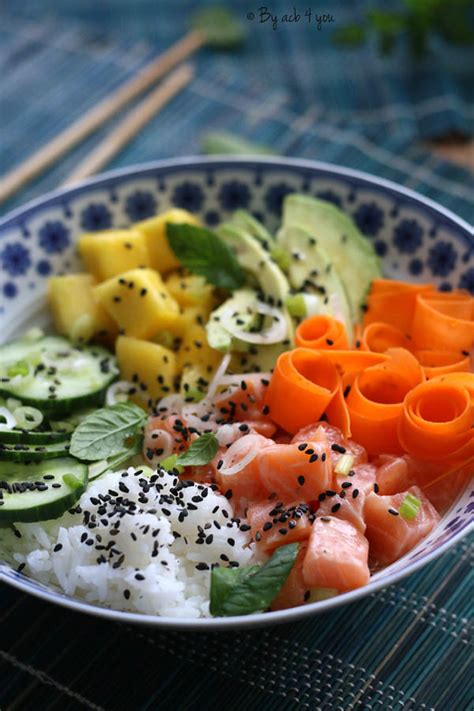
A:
[0,156,472,630]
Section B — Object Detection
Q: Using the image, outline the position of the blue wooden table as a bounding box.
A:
[1,2,473,709]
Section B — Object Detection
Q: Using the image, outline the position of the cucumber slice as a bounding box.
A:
[0,336,118,415]
[0,429,70,445]
[0,457,87,523]
[0,440,70,462]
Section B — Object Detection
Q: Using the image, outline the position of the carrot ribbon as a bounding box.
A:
[295,314,349,350]
[398,373,474,468]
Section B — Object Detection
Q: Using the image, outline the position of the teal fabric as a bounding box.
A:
[0,3,473,709]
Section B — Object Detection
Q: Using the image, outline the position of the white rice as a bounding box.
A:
[0,466,262,618]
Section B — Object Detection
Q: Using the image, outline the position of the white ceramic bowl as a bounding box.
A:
[0,156,472,629]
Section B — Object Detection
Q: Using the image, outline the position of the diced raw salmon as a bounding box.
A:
[405,457,473,514]
[212,433,273,508]
[292,422,368,467]
[271,542,308,610]
[256,440,333,502]
[144,414,194,459]
[318,463,377,533]
[374,455,414,495]
[364,485,440,565]
[247,500,313,552]
[214,374,276,436]
[303,516,370,592]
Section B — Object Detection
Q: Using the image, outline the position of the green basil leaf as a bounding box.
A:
[166,223,245,290]
[70,402,147,461]
[175,432,218,466]
[210,565,261,616]
[210,543,300,616]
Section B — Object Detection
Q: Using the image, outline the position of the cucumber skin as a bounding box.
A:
[0,458,88,524]
[0,442,70,462]
[0,429,70,445]
[0,483,85,524]
[0,381,114,417]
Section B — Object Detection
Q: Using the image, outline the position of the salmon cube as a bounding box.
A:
[374,455,414,495]
[212,433,273,508]
[256,440,333,502]
[303,516,370,592]
[271,543,308,610]
[318,463,377,533]
[364,486,440,565]
[247,500,313,553]
[293,421,368,468]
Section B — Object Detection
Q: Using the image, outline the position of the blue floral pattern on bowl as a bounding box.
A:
[0,157,472,630]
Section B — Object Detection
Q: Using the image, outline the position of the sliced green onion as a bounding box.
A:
[399,493,421,520]
[160,454,184,474]
[6,397,22,411]
[7,360,29,377]
[23,327,44,342]
[70,313,95,343]
[307,588,338,602]
[285,294,307,318]
[335,453,354,476]
[62,473,83,490]
[184,387,206,403]
[13,406,43,431]
[270,245,291,271]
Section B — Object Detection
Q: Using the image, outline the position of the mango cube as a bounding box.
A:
[177,322,221,372]
[93,268,180,340]
[116,336,177,401]
[165,272,215,310]
[134,208,200,274]
[168,305,212,339]
[78,229,149,282]
[47,273,117,344]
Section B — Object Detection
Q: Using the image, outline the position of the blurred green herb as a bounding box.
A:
[333,0,474,57]
[191,7,245,49]
[201,132,275,156]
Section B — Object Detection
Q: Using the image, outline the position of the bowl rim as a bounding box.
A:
[2,518,471,630]
[1,155,472,236]
[0,155,472,629]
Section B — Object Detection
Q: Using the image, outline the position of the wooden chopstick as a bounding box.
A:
[63,63,194,186]
[0,29,205,203]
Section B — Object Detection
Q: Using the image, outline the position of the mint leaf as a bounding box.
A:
[70,402,146,461]
[210,543,300,616]
[166,223,245,290]
[175,432,218,466]
[210,566,260,616]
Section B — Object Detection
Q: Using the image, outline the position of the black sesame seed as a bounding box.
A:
[352,489,359,499]
[309,454,319,463]
[388,508,399,516]
[298,475,305,486]
[331,503,341,513]
[298,443,307,451]
[331,443,346,454]
[374,483,380,494]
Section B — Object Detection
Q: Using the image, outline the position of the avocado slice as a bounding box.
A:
[217,222,290,305]
[229,210,274,248]
[281,195,381,320]
[277,224,352,339]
